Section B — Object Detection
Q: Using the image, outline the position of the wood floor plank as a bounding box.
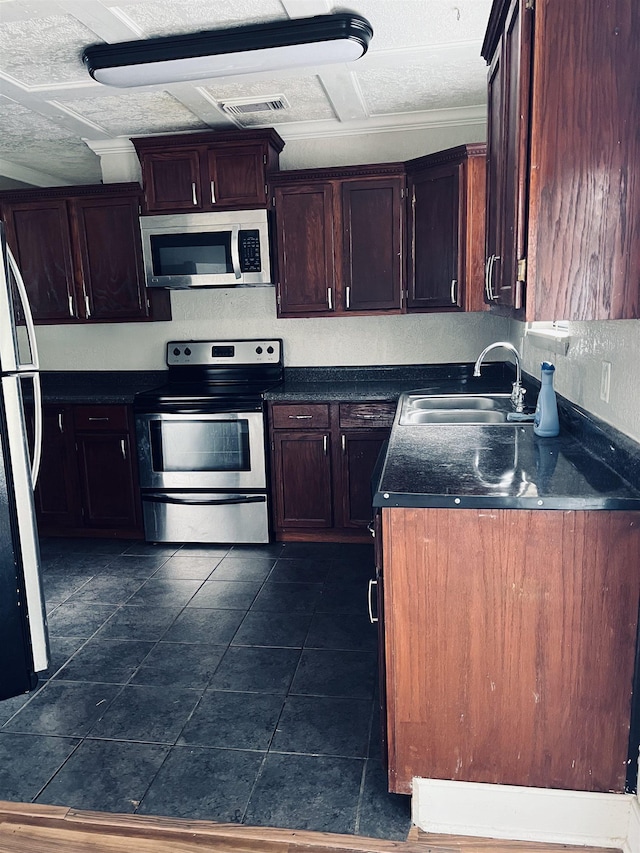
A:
[0,803,623,853]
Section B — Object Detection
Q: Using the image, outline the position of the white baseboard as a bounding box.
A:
[412,778,635,848]
[623,796,640,853]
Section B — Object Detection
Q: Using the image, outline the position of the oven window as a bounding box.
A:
[150,231,233,276]
[150,419,250,472]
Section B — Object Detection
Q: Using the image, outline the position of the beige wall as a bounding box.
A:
[509,319,640,444]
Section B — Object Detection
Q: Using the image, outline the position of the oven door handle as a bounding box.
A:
[143,493,266,507]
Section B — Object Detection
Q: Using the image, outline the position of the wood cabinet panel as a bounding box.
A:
[269,400,392,542]
[270,403,330,430]
[406,144,487,313]
[382,507,640,794]
[341,179,403,312]
[2,201,76,322]
[274,183,335,316]
[142,150,202,211]
[272,432,333,528]
[75,432,139,529]
[207,145,267,209]
[483,0,639,319]
[35,403,142,538]
[340,431,388,528]
[33,406,81,529]
[73,196,147,321]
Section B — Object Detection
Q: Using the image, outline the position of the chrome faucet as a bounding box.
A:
[473,341,526,412]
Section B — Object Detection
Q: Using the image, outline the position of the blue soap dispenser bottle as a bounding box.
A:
[534,362,560,437]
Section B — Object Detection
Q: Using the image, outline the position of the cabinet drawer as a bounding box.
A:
[339,402,396,429]
[271,404,330,430]
[73,405,130,432]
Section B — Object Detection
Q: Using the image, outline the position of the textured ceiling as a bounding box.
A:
[0,0,493,187]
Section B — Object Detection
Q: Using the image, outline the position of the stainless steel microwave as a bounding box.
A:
[139,209,272,289]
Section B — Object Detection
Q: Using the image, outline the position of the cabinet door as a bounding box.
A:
[341,179,403,312]
[408,166,460,310]
[141,150,203,212]
[272,431,333,528]
[73,195,148,321]
[2,201,77,322]
[75,431,139,529]
[33,406,82,530]
[274,183,335,316]
[339,430,389,528]
[207,144,267,209]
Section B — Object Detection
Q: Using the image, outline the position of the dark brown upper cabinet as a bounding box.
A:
[132,129,284,214]
[271,164,406,318]
[482,0,640,320]
[0,183,170,325]
[406,144,487,313]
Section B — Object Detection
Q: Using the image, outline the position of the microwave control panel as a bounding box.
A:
[239,230,262,273]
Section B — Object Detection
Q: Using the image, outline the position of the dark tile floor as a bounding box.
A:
[0,538,411,839]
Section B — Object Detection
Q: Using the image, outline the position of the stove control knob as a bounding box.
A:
[267,346,274,354]
[172,347,181,356]
[184,347,191,356]
[256,346,263,354]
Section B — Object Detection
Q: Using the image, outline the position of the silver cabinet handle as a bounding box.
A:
[368,579,378,624]
[58,412,64,433]
[341,434,346,453]
[88,417,109,422]
[68,294,74,317]
[191,181,198,206]
[358,413,382,419]
[210,180,216,204]
[451,279,457,304]
[345,285,351,309]
[289,414,312,419]
[484,256,491,301]
[486,255,499,301]
[120,439,127,460]
[327,287,333,310]
[323,435,328,455]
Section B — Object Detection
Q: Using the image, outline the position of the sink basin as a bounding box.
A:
[397,392,522,426]
[407,395,504,411]
[402,409,509,425]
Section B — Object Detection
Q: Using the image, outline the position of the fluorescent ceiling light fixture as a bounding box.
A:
[82,13,373,88]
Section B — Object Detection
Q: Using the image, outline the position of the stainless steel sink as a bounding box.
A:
[402,409,508,424]
[397,392,523,426]
[407,395,507,411]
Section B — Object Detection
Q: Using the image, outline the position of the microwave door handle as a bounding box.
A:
[230,226,242,280]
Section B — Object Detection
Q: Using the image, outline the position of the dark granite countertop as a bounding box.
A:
[39,371,167,404]
[373,398,640,511]
[265,363,520,402]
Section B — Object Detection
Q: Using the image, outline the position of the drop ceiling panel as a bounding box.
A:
[114,0,287,38]
[0,103,101,182]
[0,13,95,85]
[59,91,209,135]
[358,56,487,114]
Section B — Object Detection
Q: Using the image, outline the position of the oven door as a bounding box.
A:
[135,411,266,490]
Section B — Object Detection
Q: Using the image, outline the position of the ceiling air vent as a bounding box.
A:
[221,95,290,116]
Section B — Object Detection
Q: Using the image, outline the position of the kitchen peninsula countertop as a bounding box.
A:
[373,401,640,511]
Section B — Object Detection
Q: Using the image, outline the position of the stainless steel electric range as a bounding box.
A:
[133,339,283,544]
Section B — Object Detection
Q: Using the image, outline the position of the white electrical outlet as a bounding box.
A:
[600,361,611,403]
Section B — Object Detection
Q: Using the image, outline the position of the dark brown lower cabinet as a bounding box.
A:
[381,506,640,794]
[269,401,395,542]
[35,403,143,539]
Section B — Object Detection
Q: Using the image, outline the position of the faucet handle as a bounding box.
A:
[511,382,526,412]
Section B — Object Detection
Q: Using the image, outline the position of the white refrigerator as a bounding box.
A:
[0,221,49,700]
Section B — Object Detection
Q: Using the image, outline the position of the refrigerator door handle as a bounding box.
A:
[24,371,42,488]
[6,246,39,371]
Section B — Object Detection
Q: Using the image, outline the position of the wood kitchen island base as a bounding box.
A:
[381,508,640,794]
